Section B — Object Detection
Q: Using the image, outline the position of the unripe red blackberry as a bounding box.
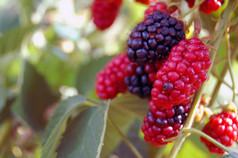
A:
[127,10,185,64]
[124,61,163,98]
[185,0,225,14]
[151,38,211,109]
[142,100,191,146]
[201,111,238,154]
[144,2,167,18]
[95,53,131,99]
[91,0,122,30]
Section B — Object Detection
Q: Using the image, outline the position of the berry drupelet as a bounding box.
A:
[201,111,238,154]
[91,0,122,30]
[142,100,191,146]
[151,38,211,109]
[95,53,131,99]
[124,61,163,98]
[127,10,185,64]
[144,2,167,18]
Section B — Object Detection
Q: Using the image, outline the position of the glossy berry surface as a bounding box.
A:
[186,0,225,14]
[151,38,211,109]
[95,53,131,99]
[127,10,185,64]
[142,100,191,146]
[201,111,238,154]
[91,0,122,30]
[124,61,163,98]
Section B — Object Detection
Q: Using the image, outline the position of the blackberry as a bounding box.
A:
[91,0,122,30]
[124,61,163,98]
[127,10,185,64]
[201,111,238,154]
[151,38,211,109]
[142,100,191,147]
[95,53,131,99]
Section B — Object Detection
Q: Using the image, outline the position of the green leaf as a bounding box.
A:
[56,104,109,158]
[111,93,149,118]
[13,60,59,131]
[0,25,36,55]
[75,56,112,95]
[41,95,87,158]
[100,93,148,157]
[0,86,6,112]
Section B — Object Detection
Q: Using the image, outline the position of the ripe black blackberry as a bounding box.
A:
[124,61,163,98]
[127,10,185,64]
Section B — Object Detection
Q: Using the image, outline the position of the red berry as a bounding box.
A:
[201,111,238,154]
[127,11,185,64]
[151,38,211,109]
[91,0,122,30]
[144,2,167,18]
[186,0,225,14]
[95,53,131,99]
[142,100,191,146]
[185,0,195,8]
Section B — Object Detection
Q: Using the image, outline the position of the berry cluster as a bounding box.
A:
[95,53,130,99]
[127,10,185,64]
[151,38,211,109]
[142,100,191,146]
[94,3,214,151]
[91,0,122,30]
[201,111,238,154]
[186,0,225,14]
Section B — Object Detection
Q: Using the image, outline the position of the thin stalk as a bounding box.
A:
[167,1,237,157]
[211,71,233,90]
[209,39,238,107]
[155,146,166,158]
[181,0,205,19]
[107,117,143,158]
[225,29,236,102]
[183,128,231,153]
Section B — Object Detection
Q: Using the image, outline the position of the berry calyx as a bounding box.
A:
[127,10,185,64]
[142,100,191,147]
[201,111,238,154]
[91,0,123,30]
[95,53,131,99]
[151,38,211,109]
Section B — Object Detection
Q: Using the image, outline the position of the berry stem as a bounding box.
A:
[183,128,231,153]
[181,0,205,19]
[167,1,237,157]
[209,39,238,107]
[225,28,236,102]
[155,145,166,158]
[211,71,233,89]
[107,117,143,158]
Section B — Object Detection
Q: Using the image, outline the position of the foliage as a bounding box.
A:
[0,0,238,158]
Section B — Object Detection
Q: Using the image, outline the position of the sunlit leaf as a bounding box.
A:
[0,25,36,55]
